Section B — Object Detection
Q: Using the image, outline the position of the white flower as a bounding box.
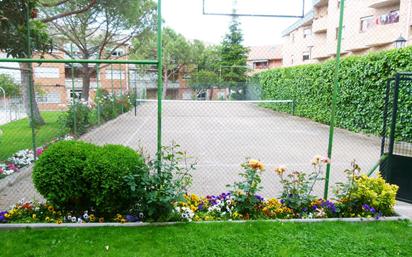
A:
[71,217,77,223]
[77,218,83,223]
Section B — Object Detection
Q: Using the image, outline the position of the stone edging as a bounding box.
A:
[0,215,409,230]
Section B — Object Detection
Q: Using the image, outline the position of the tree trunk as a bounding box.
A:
[209,87,214,100]
[81,63,91,101]
[19,62,45,126]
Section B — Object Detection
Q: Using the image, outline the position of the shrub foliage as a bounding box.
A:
[259,46,412,139]
[33,141,148,215]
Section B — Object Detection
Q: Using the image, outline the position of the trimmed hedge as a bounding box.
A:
[33,141,148,215]
[259,47,412,139]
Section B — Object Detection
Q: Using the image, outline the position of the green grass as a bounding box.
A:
[0,112,63,161]
[0,221,411,257]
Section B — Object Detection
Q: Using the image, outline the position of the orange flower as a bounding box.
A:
[248,159,265,170]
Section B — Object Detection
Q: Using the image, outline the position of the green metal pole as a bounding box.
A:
[70,44,77,136]
[324,0,345,199]
[120,64,124,114]
[157,0,163,167]
[111,64,115,114]
[96,56,101,125]
[25,4,37,160]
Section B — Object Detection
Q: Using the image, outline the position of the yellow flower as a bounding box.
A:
[89,214,96,222]
[32,214,37,219]
[191,194,200,202]
[45,216,50,222]
[99,217,105,223]
[248,159,265,170]
[190,205,197,212]
[120,218,126,224]
[56,220,62,224]
[275,165,287,176]
[47,206,54,212]
[4,213,10,219]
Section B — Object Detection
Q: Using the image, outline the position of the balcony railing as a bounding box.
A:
[313,16,328,34]
[65,79,97,89]
[369,0,400,9]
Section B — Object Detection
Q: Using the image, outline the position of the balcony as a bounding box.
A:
[365,23,402,46]
[312,46,331,59]
[369,0,400,9]
[313,16,328,34]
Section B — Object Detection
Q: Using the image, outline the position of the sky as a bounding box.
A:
[162,0,313,47]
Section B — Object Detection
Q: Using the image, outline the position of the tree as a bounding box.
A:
[42,0,156,100]
[189,70,220,99]
[0,0,99,125]
[132,27,193,98]
[0,0,52,125]
[0,74,21,97]
[219,15,249,99]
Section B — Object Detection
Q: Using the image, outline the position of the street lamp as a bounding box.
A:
[394,35,407,49]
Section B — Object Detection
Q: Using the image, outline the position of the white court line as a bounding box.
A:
[136,99,293,104]
[123,108,157,147]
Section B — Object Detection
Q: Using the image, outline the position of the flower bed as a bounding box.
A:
[0,149,400,225]
[0,135,74,180]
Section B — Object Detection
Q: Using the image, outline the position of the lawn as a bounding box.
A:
[0,112,63,161]
[0,221,411,257]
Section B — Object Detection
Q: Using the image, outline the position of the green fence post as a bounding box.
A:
[25,3,37,160]
[324,0,345,199]
[119,64,124,114]
[96,57,101,125]
[111,64,115,114]
[157,0,163,169]
[70,44,77,136]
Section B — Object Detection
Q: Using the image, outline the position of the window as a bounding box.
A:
[253,61,268,69]
[105,69,125,80]
[36,92,61,103]
[360,16,374,33]
[34,67,60,79]
[111,49,124,57]
[336,26,345,40]
[69,89,83,100]
[303,28,312,38]
[302,51,310,61]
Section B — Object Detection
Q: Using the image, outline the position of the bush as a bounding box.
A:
[259,46,412,140]
[32,141,98,210]
[84,144,147,214]
[125,143,196,221]
[0,74,20,97]
[334,162,399,217]
[58,101,92,136]
[33,141,148,215]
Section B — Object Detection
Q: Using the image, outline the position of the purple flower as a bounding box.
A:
[125,215,138,222]
[198,204,204,211]
[255,195,264,202]
[280,199,285,204]
[0,211,7,223]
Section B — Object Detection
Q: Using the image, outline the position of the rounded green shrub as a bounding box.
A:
[32,141,98,210]
[84,144,148,214]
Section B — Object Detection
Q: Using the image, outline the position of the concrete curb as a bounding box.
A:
[0,165,32,194]
[0,215,409,230]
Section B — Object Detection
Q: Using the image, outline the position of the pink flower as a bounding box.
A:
[0,167,3,174]
[36,148,44,156]
[7,163,17,171]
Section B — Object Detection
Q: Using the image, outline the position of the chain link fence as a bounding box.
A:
[1,0,411,212]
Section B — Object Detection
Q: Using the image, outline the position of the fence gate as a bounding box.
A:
[381,72,412,203]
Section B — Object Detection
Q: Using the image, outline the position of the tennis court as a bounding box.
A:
[82,100,381,197]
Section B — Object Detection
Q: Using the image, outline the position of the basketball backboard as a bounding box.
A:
[202,0,306,18]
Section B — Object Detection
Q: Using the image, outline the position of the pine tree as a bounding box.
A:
[220,15,249,99]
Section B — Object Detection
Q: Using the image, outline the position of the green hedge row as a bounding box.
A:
[259,47,412,139]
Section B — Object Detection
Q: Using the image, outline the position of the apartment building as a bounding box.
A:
[282,0,412,67]
[247,45,283,72]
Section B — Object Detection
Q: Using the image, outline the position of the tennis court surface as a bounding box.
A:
[82,100,381,197]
